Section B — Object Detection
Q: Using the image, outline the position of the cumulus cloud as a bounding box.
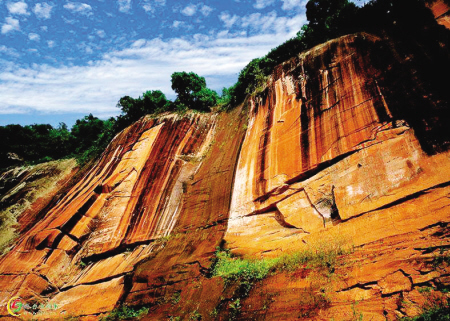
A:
[1,17,20,34]
[171,20,193,30]
[181,4,197,16]
[47,40,55,48]
[117,0,131,13]
[142,0,165,13]
[219,12,239,29]
[200,5,213,16]
[180,3,212,17]
[28,33,40,41]
[63,2,92,16]
[254,0,274,9]
[281,0,307,11]
[96,29,106,38]
[220,10,306,35]
[0,25,301,117]
[0,45,20,57]
[33,2,54,19]
[6,1,29,15]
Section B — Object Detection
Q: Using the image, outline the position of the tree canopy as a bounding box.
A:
[171,71,218,112]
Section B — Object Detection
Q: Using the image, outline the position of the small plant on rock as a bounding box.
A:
[229,298,241,320]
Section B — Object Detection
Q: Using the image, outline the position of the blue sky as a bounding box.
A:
[0,0,359,127]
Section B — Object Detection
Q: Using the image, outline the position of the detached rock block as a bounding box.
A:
[276,191,324,232]
[378,271,412,295]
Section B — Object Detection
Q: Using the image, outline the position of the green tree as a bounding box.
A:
[71,114,106,154]
[142,90,171,114]
[171,71,218,111]
[305,0,357,45]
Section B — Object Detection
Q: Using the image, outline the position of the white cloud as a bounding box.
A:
[142,4,151,12]
[281,0,307,11]
[0,45,20,57]
[28,33,40,41]
[47,40,55,48]
[64,2,92,16]
[6,1,29,15]
[172,21,182,28]
[117,0,131,13]
[219,12,239,29]
[181,4,197,16]
[219,10,306,35]
[171,20,193,30]
[1,17,20,34]
[96,29,106,38]
[41,25,48,31]
[142,0,165,13]
[200,5,213,16]
[181,3,212,17]
[254,0,274,9]
[33,2,54,19]
[0,24,303,117]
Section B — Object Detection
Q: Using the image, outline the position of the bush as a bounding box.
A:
[212,238,348,282]
[401,301,450,321]
[101,305,149,320]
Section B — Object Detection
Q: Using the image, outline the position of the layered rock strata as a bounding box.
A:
[0,111,246,319]
[0,32,449,321]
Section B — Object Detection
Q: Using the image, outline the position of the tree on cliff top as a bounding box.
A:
[171,71,218,112]
[115,90,171,131]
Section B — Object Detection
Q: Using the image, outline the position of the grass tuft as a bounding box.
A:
[212,238,350,284]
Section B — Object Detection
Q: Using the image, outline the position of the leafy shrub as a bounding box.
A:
[188,309,202,320]
[401,301,450,321]
[101,305,149,320]
[213,238,348,282]
[212,237,350,301]
[229,298,241,320]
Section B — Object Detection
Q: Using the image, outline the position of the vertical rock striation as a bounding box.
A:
[0,31,449,320]
[0,112,239,318]
[226,33,450,257]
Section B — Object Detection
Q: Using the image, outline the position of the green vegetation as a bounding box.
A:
[401,301,450,321]
[171,291,181,305]
[212,239,348,284]
[115,90,171,131]
[101,305,149,320]
[210,239,350,319]
[171,72,218,112]
[0,213,18,255]
[0,114,115,171]
[188,309,202,320]
[432,247,450,268]
[228,298,241,320]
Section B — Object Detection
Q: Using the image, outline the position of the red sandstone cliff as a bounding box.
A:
[0,31,449,320]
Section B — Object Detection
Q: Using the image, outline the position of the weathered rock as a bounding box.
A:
[0,159,78,254]
[0,30,449,321]
[428,0,450,28]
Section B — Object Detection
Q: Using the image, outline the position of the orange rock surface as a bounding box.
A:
[0,31,449,320]
[428,0,450,28]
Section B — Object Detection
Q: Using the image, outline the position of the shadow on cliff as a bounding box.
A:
[356,0,450,155]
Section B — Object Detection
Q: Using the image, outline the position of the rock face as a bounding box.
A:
[428,0,450,28]
[0,32,449,320]
[226,33,450,255]
[0,159,78,254]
